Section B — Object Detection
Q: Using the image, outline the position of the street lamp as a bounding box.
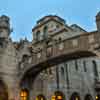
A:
[96,95,98,100]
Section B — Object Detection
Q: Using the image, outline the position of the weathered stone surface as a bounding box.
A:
[0,12,100,100]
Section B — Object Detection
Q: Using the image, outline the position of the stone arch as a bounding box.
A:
[20,50,97,82]
[84,94,93,100]
[53,91,65,100]
[19,50,99,99]
[70,92,81,100]
[0,79,8,100]
[19,50,100,93]
[20,88,29,100]
[36,94,46,100]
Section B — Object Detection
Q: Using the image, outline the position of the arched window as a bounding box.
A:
[83,61,87,72]
[22,54,29,63]
[70,92,80,100]
[65,64,69,86]
[92,60,98,80]
[56,24,60,28]
[58,37,62,41]
[36,30,40,41]
[52,91,65,100]
[36,94,46,100]
[61,67,64,79]
[75,60,78,71]
[43,26,48,39]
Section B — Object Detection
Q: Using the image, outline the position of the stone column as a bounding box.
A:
[8,83,20,100]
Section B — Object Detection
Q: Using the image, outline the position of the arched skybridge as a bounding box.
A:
[18,31,100,86]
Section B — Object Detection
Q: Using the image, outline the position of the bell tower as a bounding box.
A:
[0,15,11,39]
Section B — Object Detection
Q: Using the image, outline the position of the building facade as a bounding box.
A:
[0,12,100,100]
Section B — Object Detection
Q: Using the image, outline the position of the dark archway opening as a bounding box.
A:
[36,94,46,100]
[70,92,81,100]
[0,80,8,100]
[52,91,65,100]
[84,94,93,100]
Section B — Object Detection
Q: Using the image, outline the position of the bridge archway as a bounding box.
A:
[19,50,98,97]
[20,50,97,83]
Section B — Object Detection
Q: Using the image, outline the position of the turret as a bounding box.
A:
[96,12,100,32]
[0,15,11,38]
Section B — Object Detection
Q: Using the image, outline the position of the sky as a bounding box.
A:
[0,0,100,41]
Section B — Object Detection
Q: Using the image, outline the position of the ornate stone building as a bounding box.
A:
[0,12,100,100]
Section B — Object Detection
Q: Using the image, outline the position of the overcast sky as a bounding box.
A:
[0,0,100,41]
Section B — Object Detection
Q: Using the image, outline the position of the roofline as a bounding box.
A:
[32,18,66,32]
[37,15,65,24]
[71,24,87,32]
